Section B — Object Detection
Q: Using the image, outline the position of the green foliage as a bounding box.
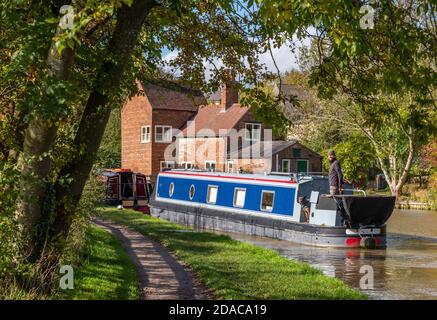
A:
[96,109,121,169]
[240,85,292,138]
[322,135,374,186]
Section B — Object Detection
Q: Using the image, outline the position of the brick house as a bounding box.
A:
[121,80,205,179]
[121,78,322,180]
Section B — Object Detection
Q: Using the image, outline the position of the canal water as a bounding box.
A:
[221,209,437,300]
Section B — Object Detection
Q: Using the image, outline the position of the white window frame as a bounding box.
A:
[205,160,216,172]
[169,182,175,197]
[155,125,172,143]
[160,161,175,170]
[141,126,150,143]
[244,123,261,141]
[226,160,234,173]
[189,184,195,200]
[180,161,192,169]
[260,190,275,212]
[206,185,219,204]
[233,187,246,208]
[282,159,291,173]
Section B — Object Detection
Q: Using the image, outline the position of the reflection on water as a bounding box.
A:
[220,209,437,300]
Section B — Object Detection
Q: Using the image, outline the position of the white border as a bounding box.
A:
[260,190,275,212]
[206,184,218,204]
[189,184,195,200]
[155,125,172,143]
[282,159,291,173]
[169,182,174,197]
[233,187,246,208]
[140,125,150,143]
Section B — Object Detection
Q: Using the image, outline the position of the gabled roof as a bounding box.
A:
[139,79,206,112]
[181,103,251,136]
[278,84,308,100]
[229,140,299,159]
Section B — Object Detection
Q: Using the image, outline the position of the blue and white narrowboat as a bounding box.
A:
[149,170,396,248]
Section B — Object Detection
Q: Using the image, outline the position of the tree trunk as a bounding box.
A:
[48,0,156,246]
[367,128,415,196]
[16,37,75,259]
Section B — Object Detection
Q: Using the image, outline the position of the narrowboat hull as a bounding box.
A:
[149,199,387,248]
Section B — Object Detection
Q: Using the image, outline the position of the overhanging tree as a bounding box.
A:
[257,0,437,195]
[1,0,272,275]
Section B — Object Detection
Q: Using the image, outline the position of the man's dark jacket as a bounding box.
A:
[329,159,344,188]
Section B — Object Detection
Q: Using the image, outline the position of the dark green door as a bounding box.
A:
[297,160,308,173]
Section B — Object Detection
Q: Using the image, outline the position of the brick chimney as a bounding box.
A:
[220,75,238,111]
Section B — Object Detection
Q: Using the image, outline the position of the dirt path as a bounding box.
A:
[93,219,212,300]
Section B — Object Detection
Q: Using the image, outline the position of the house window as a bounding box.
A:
[292,148,302,157]
[160,161,175,170]
[189,184,195,200]
[206,185,218,204]
[260,191,275,212]
[233,188,246,208]
[297,159,309,174]
[205,160,216,172]
[180,162,192,169]
[169,182,174,197]
[141,126,150,143]
[282,159,291,173]
[226,160,234,173]
[245,123,261,141]
[155,125,172,143]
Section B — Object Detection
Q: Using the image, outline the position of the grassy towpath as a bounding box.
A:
[61,225,139,300]
[98,207,366,300]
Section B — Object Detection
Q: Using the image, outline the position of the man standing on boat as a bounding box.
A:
[328,150,344,195]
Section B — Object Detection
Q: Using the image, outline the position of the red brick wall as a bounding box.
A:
[221,81,239,110]
[121,95,196,179]
[121,95,152,175]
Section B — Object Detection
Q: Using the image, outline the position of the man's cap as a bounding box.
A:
[328,150,336,156]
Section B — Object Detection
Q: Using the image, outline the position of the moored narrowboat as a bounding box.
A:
[103,168,153,210]
[149,170,396,248]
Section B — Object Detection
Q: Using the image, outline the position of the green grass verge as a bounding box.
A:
[99,207,366,300]
[61,225,139,300]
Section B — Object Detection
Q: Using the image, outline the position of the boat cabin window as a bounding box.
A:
[260,191,275,212]
[233,188,246,208]
[206,185,218,204]
[189,184,195,200]
[169,182,174,197]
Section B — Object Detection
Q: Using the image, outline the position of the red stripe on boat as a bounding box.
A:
[160,171,297,184]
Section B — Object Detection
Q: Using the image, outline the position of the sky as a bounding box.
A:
[162,40,303,80]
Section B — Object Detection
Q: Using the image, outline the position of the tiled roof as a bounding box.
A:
[139,80,206,111]
[181,103,250,136]
[229,140,298,159]
[278,84,308,100]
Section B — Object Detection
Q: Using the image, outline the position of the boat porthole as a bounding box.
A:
[169,182,174,197]
[189,184,195,200]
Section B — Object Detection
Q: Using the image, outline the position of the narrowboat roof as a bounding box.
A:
[158,169,309,184]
